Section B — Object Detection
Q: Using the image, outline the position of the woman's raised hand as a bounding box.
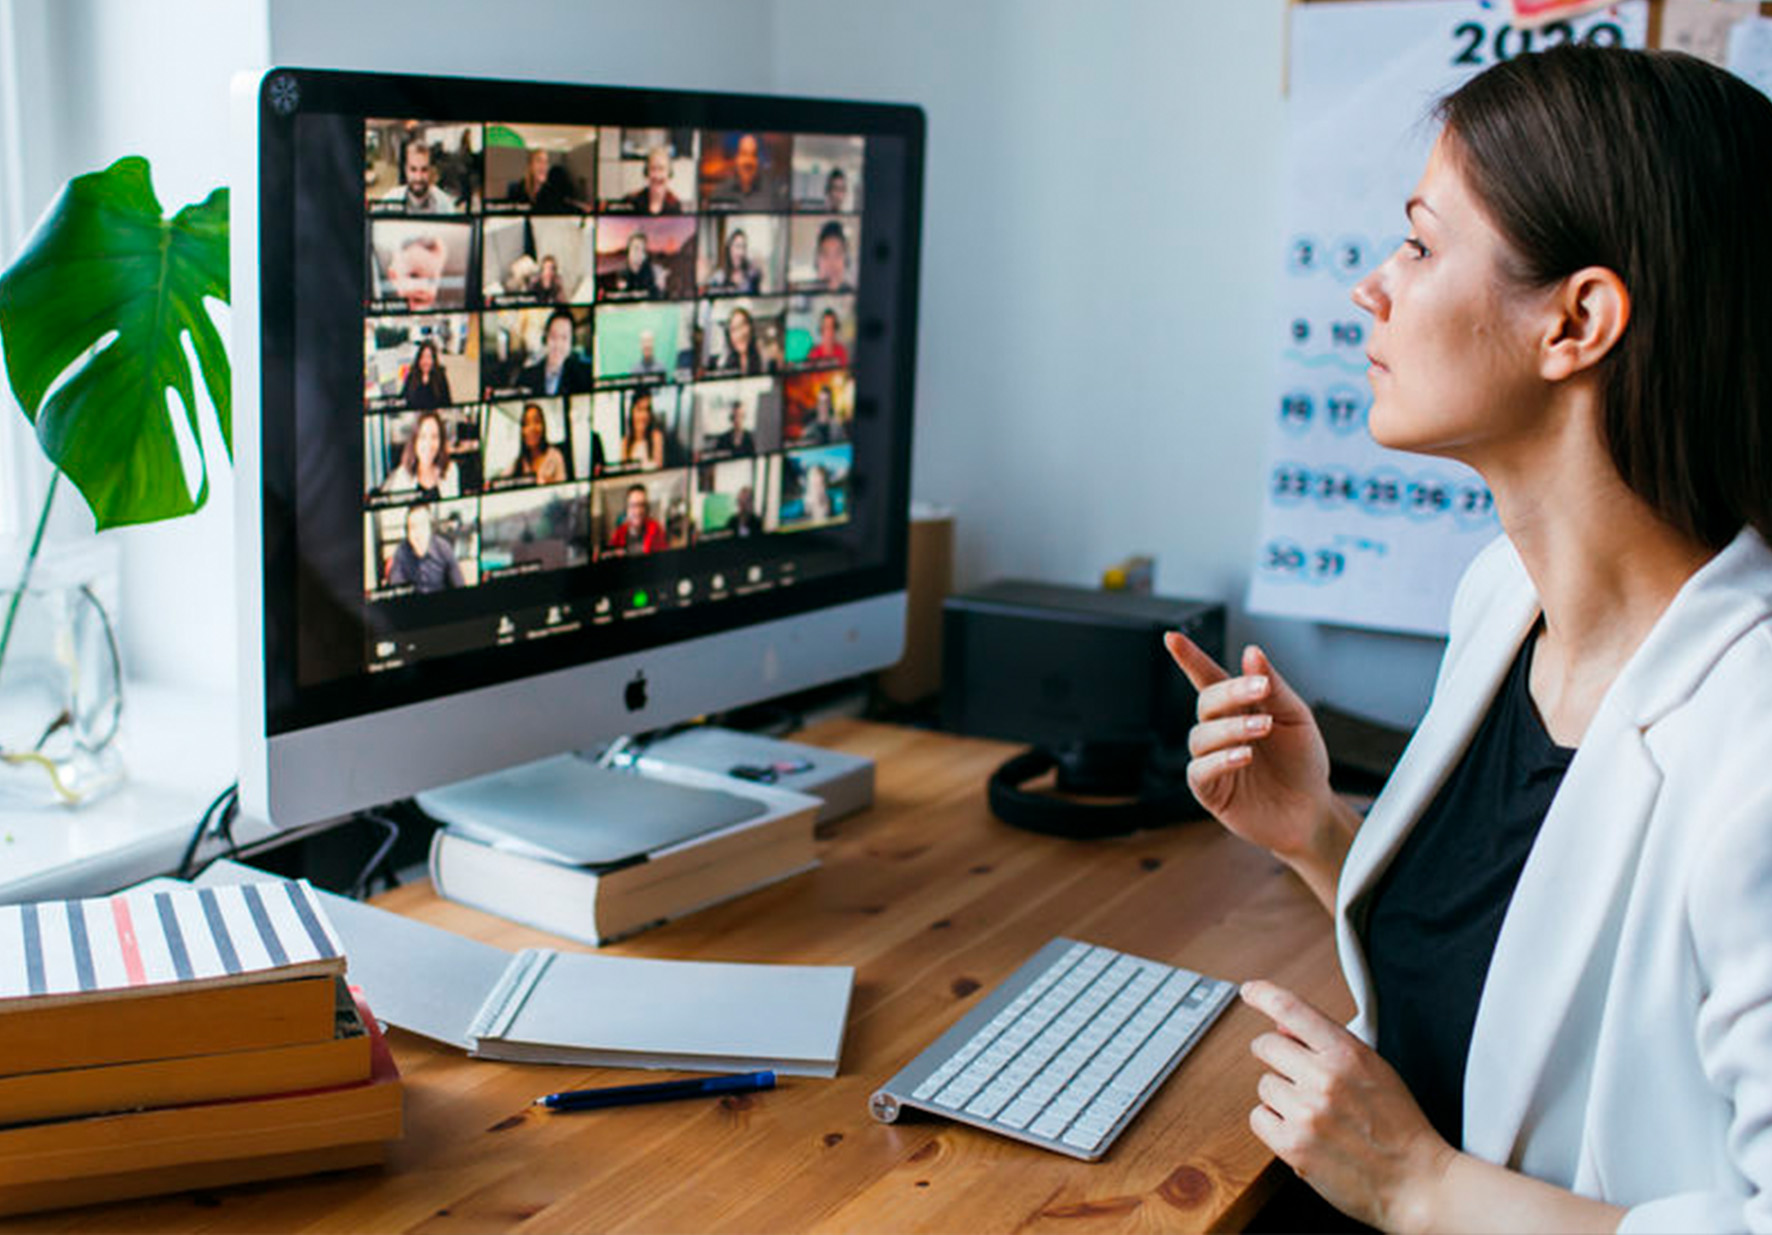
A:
[1164,633,1352,904]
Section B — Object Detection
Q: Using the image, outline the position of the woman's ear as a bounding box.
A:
[1541,266,1629,382]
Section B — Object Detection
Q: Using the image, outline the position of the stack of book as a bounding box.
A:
[428,755,823,945]
[0,880,402,1216]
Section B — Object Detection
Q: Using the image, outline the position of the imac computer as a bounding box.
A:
[232,68,924,832]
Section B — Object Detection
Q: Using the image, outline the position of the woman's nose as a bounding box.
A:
[1351,264,1389,319]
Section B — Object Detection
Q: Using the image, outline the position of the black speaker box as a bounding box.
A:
[941,581,1226,837]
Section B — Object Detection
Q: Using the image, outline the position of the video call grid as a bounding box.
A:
[359,121,866,601]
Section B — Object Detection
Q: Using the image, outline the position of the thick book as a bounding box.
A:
[0,880,345,1077]
[0,991,401,1196]
[0,879,345,1008]
[0,976,371,1125]
[0,1140,385,1217]
[429,792,817,946]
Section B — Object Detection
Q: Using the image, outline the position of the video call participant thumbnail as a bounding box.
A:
[483,398,574,489]
[365,408,482,502]
[363,313,478,411]
[369,219,476,313]
[596,473,690,556]
[365,499,481,597]
[775,444,852,529]
[791,135,864,213]
[596,217,697,301]
[368,217,478,313]
[694,375,783,460]
[699,131,791,211]
[597,129,698,214]
[700,299,787,378]
[698,214,786,296]
[783,370,853,446]
[693,457,769,540]
[593,301,696,386]
[366,120,478,214]
[478,484,592,579]
[483,216,595,306]
[785,295,856,368]
[787,216,854,293]
[482,307,592,398]
[612,387,691,473]
[485,124,596,213]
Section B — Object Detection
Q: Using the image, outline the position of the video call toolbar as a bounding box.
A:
[359,121,866,616]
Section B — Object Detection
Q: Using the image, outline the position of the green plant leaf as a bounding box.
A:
[0,156,229,530]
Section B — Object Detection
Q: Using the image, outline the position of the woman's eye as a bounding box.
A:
[1404,237,1429,259]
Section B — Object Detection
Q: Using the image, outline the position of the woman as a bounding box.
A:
[1167,48,1772,1232]
[608,232,663,299]
[399,340,451,409]
[624,146,682,215]
[621,391,668,471]
[533,254,565,303]
[503,402,567,485]
[713,306,773,376]
[382,411,458,499]
[708,228,761,294]
[799,385,846,445]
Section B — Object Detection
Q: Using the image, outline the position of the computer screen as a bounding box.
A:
[235,69,923,829]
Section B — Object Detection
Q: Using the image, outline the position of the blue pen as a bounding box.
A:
[534,1070,776,1112]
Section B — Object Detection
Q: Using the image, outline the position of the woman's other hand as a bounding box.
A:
[1242,980,1454,1234]
[1165,633,1356,907]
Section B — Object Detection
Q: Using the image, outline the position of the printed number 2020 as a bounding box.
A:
[1451,20,1624,68]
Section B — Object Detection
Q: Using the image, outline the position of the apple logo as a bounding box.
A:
[624,671,648,712]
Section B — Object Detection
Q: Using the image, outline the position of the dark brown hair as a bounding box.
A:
[398,410,452,480]
[1439,46,1772,549]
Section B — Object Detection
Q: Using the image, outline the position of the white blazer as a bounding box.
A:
[1336,528,1772,1233]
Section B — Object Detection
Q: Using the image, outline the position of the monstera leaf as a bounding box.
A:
[0,156,229,530]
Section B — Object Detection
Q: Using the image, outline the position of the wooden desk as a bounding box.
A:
[26,721,1350,1234]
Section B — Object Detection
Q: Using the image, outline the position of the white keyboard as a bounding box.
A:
[868,937,1237,1160]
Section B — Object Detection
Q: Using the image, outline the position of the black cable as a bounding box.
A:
[177,783,239,880]
[349,810,402,900]
[190,791,243,881]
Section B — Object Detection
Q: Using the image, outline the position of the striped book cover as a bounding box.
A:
[0,881,345,1012]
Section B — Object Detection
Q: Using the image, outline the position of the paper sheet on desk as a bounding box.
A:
[313,890,511,1049]
[195,864,854,1073]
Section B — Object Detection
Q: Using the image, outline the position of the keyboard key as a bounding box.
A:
[1061,1124,1106,1151]
[912,1071,954,1101]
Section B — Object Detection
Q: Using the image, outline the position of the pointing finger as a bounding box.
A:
[1239,980,1351,1055]
[1165,630,1229,694]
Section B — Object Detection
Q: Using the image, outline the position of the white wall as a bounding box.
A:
[6,0,267,693]
[767,0,1444,725]
[12,0,1445,725]
[268,0,778,92]
[0,0,62,542]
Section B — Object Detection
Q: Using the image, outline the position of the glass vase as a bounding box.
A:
[0,536,125,807]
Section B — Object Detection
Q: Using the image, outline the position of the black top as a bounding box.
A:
[1360,626,1575,1146]
[1250,629,1576,1235]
